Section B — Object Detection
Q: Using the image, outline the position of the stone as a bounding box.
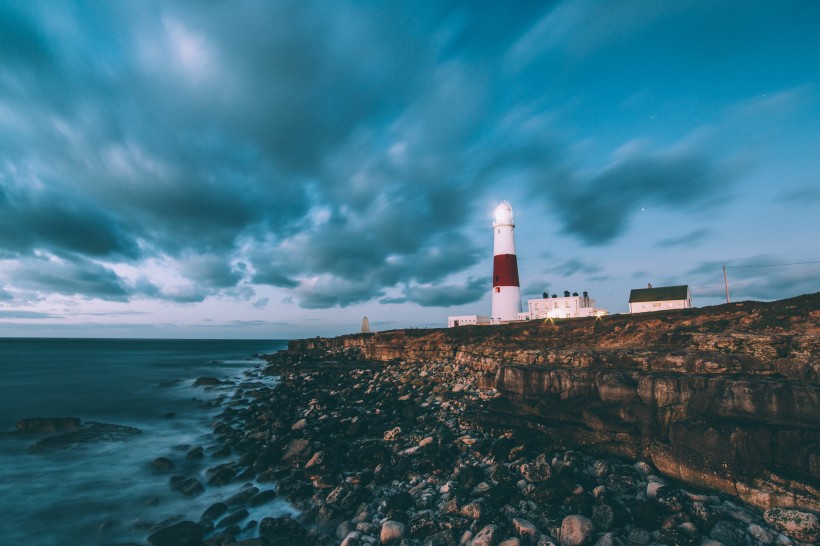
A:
[147,520,204,546]
[152,457,174,471]
[201,502,228,521]
[520,454,553,483]
[217,509,249,528]
[512,518,539,540]
[15,417,81,433]
[380,520,406,543]
[498,539,521,546]
[469,525,499,546]
[709,520,747,546]
[170,476,204,497]
[625,528,650,546]
[259,515,306,542]
[291,418,307,430]
[559,515,594,546]
[655,487,685,513]
[763,508,820,543]
[747,523,775,544]
[591,504,614,531]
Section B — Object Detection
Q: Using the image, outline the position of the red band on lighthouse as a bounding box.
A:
[493,254,520,287]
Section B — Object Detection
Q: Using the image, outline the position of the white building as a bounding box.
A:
[628,284,692,314]
[447,315,491,328]
[522,290,608,320]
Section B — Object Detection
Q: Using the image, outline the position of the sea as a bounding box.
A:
[0,337,296,545]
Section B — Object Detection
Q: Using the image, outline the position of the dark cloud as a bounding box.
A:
[547,148,730,245]
[546,258,602,276]
[655,229,709,248]
[252,298,269,309]
[1,255,131,301]
[380,277,486,307]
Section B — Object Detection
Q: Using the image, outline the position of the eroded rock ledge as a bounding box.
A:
[286,293,820,513]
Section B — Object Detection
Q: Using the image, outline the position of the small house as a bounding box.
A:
[628,284,692,314]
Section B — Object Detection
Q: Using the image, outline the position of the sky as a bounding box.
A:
[0,1,818,339]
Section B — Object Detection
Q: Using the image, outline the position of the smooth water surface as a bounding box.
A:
[0,338,294,545]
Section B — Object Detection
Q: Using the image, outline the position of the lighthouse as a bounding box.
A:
[492,201,521,322]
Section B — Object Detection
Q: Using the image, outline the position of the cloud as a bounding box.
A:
[0,254,131,301]
[252,297,269,309]
[380,277,486,308]
[655,229,709,248]
[545,258,602,276]
[778,185,820,205]
[0,310,60,319]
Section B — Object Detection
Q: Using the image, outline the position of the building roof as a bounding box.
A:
[628,285,689,303]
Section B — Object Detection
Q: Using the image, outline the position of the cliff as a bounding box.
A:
[287,293,820,513]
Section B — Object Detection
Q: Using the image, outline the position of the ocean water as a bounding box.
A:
[0,338,295,545]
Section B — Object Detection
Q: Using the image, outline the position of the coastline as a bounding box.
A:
[130,341,818,545]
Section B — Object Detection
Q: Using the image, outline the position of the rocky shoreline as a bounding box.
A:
[140,345,816,545]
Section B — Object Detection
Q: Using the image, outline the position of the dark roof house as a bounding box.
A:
[628,285,690,303]
[628,284,692,314]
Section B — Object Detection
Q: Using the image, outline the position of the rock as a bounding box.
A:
[147,520,204,546]
[291,418,307,430]
[498,539,521,546]
[746,523,774,544]
[520,454,553,483]
[201,502,228,521]
[193,377,221,386]
[383,426,402,440]
[560,515,593,546]
[259,515,306,543]
[152,457,174,471]
[170,477,204,497]
[591,504,614,531]
[27,422,142,452]
[512,518,539,540]
[380,520,406,543]
[469,525,499,546]
[216,509,249,528]
[709,520,747,546]
[763,508,820,543]
[655,487,685,513]
[625,528,650,546]
[15,417,81,433]
[249,489,278,507]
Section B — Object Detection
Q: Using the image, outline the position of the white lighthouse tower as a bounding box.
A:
[492,201,521,322]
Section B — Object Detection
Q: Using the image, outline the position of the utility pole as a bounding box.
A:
[723,265,730,303]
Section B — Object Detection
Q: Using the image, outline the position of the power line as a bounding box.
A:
[726,259,820,269]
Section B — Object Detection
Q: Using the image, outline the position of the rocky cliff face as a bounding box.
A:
[287,293,820,512]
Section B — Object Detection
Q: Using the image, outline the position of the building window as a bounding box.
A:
[495,287,500,293]
[653,302,662,308]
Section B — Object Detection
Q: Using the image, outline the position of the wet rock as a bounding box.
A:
[206,463,237,486]
[147,520,204,546]
[249,489,278,507]
[15,417,81,433]
[763,508,820,543]
[186,446,204,460]
[27,422,142,452]
[559,515,593,546]
[216,509,249,528]
[520,454,552,483]
[200,502,228,522]
[259,515,306,543]
[170,476,205,497]
[152,457,174,472]
[194,377,222,386]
